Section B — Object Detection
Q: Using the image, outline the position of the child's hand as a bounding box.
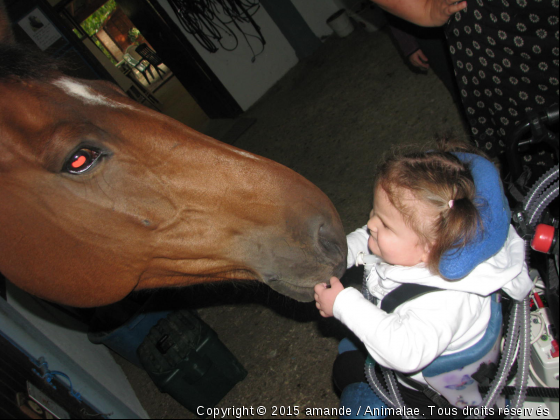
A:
[314,276,344,318]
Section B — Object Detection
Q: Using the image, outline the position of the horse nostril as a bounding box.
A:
[317,223,347,278]
[318,223,344,260]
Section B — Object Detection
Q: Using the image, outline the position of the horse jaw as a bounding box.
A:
[134,175,348,302]
[264,277,335,302]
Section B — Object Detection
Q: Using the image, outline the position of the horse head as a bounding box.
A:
[0,22,346,307]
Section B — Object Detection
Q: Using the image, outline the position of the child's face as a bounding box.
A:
[367,186,429,266]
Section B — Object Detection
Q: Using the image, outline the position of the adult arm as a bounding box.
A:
[371,0,467,27]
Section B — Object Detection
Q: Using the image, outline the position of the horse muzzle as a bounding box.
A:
[260,218,347,302]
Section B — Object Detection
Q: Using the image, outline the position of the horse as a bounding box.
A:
[0,9,347,308]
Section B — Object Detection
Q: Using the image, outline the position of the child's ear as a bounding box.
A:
[420,242,432,263]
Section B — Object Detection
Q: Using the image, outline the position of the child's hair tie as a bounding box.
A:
[448,200,454,209]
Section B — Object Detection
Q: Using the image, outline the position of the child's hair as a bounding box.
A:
[374,138,486,277]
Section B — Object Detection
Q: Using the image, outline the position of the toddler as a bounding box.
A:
[314,142,532,409]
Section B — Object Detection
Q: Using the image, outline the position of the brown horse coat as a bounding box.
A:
[0,40,346,307]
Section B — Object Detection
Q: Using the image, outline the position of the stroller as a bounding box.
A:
[342,104,559,418]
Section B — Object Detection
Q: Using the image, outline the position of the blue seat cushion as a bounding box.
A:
[423,294,502,377]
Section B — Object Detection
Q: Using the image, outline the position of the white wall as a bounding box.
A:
[156,0,340,111]
[156,0,298,111]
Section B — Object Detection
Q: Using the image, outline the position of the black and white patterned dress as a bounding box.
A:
[446,0,559,169]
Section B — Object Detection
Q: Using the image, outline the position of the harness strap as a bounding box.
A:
[380,284,443,314]
[471,361,499,385]
[396,372,560,402]
[379,284,504,409]
[479,385,559,399]
[394,371,455,408]
[379,284,454,407]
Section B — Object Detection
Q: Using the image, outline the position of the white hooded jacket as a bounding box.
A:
[333,225,532,383]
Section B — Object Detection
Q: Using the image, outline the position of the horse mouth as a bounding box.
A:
[263,258,346,302]
[263,261,346,302]
[263,278,316,302]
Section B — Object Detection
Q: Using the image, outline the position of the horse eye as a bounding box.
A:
[64,147,103,174]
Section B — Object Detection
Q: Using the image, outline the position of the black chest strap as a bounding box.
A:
[379,283,454,408]
[380,283,443,314]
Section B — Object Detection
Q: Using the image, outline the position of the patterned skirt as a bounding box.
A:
[446,0,558,170]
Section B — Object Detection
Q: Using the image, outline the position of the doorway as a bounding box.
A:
[53,0,243,130]
[55,0,209,130]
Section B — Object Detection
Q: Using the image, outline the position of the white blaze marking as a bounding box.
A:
[52,77,135,110]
